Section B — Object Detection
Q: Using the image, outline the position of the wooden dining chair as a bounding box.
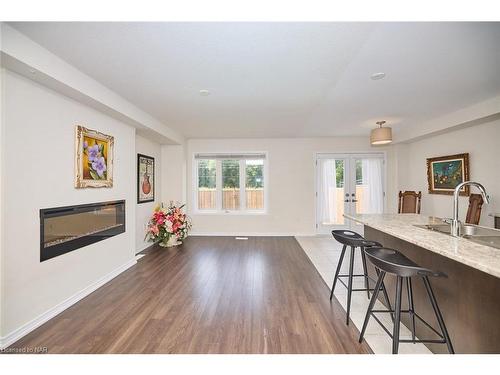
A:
[398,191,422,214]
[465,193,484,225]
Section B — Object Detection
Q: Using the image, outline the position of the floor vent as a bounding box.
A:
[235,237,249,240]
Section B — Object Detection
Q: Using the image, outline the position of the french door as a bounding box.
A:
[316,153,385,234]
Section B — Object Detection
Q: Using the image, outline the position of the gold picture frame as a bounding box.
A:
[426,153,470,196]
[75,125,114,188]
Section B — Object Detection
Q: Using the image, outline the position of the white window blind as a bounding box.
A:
[194,153,266,160]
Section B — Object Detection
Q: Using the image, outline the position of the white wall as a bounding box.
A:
[161,145,186,205]
[135,135,162,253]
[1,23,184,145]
[397,119,500,226]
[1,69,137,338]
[186,138,395,236]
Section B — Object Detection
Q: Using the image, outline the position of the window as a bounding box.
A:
[197,159,216,210]
[195,153,267,213]
[222,160,240,210]
[245,159,264,210]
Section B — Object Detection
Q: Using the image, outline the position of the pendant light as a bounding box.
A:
[370,120,392,145]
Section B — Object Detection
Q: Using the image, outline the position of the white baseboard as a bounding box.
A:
[135,241,156,254]
[189,232,313,237]
[0,258,137,350]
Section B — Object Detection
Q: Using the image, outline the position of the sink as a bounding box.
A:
[462,224,499,236]
[414,222,500,249]
[415,223,452,234]
[466,236,500,249]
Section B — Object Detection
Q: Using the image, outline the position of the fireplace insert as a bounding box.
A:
[40,200,125,261]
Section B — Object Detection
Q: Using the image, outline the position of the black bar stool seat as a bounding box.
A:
[330,230,392,325]
[359,247,454,354]
[363,248,447,278]
[331,230,381,248]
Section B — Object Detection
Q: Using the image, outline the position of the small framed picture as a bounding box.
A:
[75,125,114,188]
[137,154,155,203]
[426,153,470,196]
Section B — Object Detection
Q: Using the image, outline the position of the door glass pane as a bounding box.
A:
[355,159,364,214]
[245,159,264,210]
[319,159,345,226]
[334,160,345,225]
[222,160,240,210]
[356,158,384,214]
[198,159,216,210]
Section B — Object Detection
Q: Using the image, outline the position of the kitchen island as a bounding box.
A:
[344,213,500,354]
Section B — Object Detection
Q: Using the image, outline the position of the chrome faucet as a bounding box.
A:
[450,181,490,237]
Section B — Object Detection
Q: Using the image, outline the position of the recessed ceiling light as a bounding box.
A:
[370,72,386,81]
[199,89,210,96]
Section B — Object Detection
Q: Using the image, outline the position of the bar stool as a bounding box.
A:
[330,230,393,325]
[359,247,454,354]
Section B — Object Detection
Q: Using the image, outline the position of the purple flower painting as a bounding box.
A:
[82,136,108,180]
[76,126,113,188]
[92,157,107,177]
[87,145,100,162]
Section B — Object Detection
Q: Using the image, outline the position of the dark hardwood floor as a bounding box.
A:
[11,236,371,353]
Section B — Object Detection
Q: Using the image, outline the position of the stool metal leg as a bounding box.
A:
[346,246,355,325]
[359,270,386,343]
[360,248,371,299]
[330,244,347,300]
[377,268,395,322]
[406,277,416,342]
[423,276,455,354]
[392,276,403,354]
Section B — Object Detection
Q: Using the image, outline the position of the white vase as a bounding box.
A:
[159,236,181,248]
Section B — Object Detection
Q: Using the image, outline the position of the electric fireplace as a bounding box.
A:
[40,200,125,261]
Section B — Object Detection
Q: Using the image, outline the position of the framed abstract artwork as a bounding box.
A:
[426,153,470,196]
[137,154,155,203]
[75,125,114,188]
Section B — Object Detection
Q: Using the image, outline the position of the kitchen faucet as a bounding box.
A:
[449,181,490,237]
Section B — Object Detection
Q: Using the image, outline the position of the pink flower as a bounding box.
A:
[146,203,191,243]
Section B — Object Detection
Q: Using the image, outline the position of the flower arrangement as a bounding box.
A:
[145,202,192,247]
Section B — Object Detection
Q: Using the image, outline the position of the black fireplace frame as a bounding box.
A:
[40,200,126,262]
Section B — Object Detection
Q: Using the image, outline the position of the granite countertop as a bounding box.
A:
[344,213,500,279]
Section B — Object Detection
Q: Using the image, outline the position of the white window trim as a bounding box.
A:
[193,152,269,215]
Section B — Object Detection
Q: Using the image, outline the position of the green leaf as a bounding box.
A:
[89,169,99,180]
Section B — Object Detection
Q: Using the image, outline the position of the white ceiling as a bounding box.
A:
[9,22,500,139]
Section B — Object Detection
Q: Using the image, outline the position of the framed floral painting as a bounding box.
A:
[426,153,470,196]
[75,125,114,188]
[137,154,155,203]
